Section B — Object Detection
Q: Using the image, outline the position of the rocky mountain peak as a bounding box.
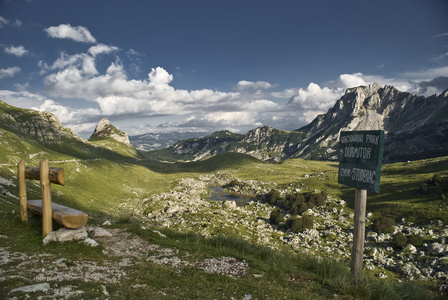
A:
[94,118,111,133]
[90,118,131,145]
[340,83,384,114]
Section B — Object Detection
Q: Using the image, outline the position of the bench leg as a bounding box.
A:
[40,159,53,237]
[18,160,28,222]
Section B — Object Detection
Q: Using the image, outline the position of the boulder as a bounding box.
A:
[43,227,88,245]
[427,243,448,255]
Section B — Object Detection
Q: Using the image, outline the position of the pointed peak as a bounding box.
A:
[93,118,111,133]
[90,118,130,145]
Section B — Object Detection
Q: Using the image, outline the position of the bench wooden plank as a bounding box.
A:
[27,200,88,229]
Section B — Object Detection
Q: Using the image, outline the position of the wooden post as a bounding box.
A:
[17,160,28,222]
[351,188,367,277]
[40,159,53,237]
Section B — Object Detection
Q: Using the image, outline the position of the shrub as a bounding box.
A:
[269,208,284,224]
[392,232,407,248]
[371,217,395,233]
[418,183,430,195]
[267,189,281,204]
[407,234,423,247]
[291,202,309,215]
[288,218,302,233]
[302,215,314,230]
[308,192,326,206]
[226,179,240,188]
[281,191,326,216]
[287,215,313,233]
[430,174,442,186]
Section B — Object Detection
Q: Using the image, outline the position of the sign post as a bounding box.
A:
[338,130,384,277]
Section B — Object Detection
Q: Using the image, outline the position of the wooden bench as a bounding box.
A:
[18,159,88,237]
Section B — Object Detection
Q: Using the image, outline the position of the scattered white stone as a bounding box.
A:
[153,230,167,238]
[9,282,50,294]
[165,205,182,214]
[196,256,248,277]
[403,244,417,255]
[222,200,237,208]
[83,238,99,247]
[101,285,109,296]
[102,220,112,226]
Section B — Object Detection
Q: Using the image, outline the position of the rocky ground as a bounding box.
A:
[1,225,249,298]
[2,172,447,298]
[128,173,448,291]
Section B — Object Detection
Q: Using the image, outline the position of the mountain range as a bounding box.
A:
[147,83,448,163]
[1,83,447,164]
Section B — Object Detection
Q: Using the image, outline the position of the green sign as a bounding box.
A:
[338,130,385,193]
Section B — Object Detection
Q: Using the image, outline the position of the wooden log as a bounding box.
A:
[18,160,28,222]
[25,167,65,186]
[40,159,53,237]
[27,200,88,229]
[351,188,367,277]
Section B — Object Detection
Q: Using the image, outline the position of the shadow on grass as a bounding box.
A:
[138,152,266,174]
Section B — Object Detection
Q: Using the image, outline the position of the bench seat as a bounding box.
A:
[27,200,88,229]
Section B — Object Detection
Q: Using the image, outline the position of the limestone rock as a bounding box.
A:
[87,226,113,238]
[83,238,99,247]
[9,282,50,294]
[427,243,448,255]
[43,227,88,245]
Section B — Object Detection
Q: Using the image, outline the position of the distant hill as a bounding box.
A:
[147,83,448,163]
[130,131,210,151]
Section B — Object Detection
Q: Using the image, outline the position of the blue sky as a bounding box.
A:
[1,0,447,138]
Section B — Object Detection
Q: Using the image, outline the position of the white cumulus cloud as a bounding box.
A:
[4,45,29,57]
[44,24,96,43]
[88,44,119,56]
[0,67,21,79]
[288,82,343,111]
[236,80,274,91]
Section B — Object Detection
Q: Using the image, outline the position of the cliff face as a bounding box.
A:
[293,83,448,162]
[0,100,84,145]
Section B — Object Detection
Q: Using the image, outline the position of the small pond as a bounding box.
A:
[208,186,254,207]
